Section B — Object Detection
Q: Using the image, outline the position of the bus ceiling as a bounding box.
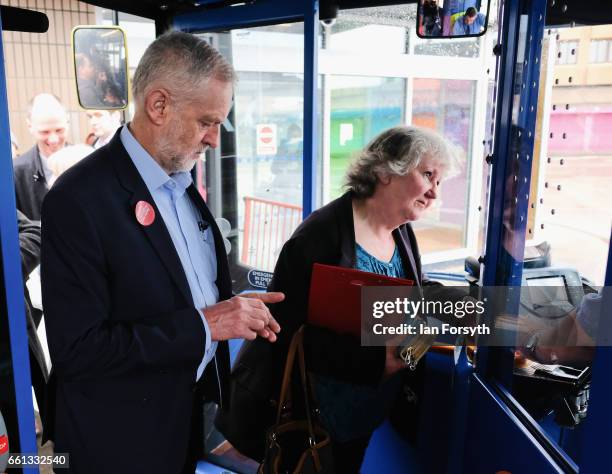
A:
[3,0,612,32]
[72,0,612,27]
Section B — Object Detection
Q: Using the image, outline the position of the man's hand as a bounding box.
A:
[242,292,284,340]
[203,292,284,342]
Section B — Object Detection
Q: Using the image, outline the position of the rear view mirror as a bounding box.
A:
[417,0,491,39]
[72,26,128,109]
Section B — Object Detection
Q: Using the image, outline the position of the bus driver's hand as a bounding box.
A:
[203,292,284,342]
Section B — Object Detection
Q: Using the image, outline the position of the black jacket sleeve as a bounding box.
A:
[17,210,41,278]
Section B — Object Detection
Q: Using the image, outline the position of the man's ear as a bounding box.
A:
[143,88,170,126]
[26,118,33,135]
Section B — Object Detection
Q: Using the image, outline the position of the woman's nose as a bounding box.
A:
[426,181,439,199]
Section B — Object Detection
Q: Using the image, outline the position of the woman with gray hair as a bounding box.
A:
[217,125,466,472]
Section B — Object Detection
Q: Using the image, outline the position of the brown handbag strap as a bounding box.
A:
[275,327,317,439]
[295,327,317,444]
[275,326,300,423]
[295,328,323,470]
[271,326,324,472]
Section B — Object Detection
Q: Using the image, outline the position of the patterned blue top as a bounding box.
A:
[355,243,407,279]
[313,243,407,443]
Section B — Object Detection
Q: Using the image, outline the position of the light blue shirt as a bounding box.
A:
[120,125,218,380]
[576,292,602,340]
[452,12,486,35]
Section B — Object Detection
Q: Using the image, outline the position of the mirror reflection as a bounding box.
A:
[73,27,128,109]
[418,0,490,38]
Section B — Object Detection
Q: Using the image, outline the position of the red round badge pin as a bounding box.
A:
[135,200,155,226]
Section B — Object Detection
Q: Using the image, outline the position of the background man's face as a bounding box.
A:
[465,15,476,25]
[87,110,118,138]
[29,111,68,157]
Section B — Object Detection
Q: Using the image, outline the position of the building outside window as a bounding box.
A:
[589,39,612,63]
[556,40,578,64]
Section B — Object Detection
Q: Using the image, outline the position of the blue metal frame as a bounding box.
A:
[446,347,473,474]
[464,375,576,473]
[173,0,304,32]
[173,0,319,218]
[473,1,612,471]
[302,1,319,218]
[0,13,38,468]
[477,0,547,383]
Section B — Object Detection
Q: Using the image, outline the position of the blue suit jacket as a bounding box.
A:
[41,130,231,473]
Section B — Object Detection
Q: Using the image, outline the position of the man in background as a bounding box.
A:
[86,109,122,149]
[13,93,69,220]
[452,7,486,35]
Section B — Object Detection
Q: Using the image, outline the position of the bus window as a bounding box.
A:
[193,5,502,277]
[194,25,306,276]
[320,4,497,269]
[327,75,405,201]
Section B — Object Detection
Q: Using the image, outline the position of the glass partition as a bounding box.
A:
[504,24,612,464]
[319,4,490,266]
[412,78,476,254]
[196,25,305,275]
[188,4,497,274]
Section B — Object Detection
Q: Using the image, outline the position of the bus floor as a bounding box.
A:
[196,419,423,474]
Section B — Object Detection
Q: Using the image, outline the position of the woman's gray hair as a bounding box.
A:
[344,125,461,199]
[132,31,236,102]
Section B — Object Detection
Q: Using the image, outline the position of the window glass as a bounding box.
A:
[413,37,481,58]
[547,28,612,285]
[196,26,305,276]
[189,4,499,278]
[324,6,411,54]
[556,40,578,64]
[508,25,612,465]
[98,10,156,120]
[412,78,476,254]
[233,70,304,271]
[327,76,405,200]
[589,39,612,63]
[320,3,491,266]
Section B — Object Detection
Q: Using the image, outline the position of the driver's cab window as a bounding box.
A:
[509,23,611,463]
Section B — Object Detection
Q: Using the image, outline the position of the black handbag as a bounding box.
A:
[259,326,334,474]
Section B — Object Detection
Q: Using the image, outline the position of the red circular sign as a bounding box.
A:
[135,201,155,226]
[260,126,274,144]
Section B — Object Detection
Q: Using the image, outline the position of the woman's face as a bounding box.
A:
[382,155,444,222]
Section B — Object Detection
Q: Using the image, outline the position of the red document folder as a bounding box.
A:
[307,263,414,338]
